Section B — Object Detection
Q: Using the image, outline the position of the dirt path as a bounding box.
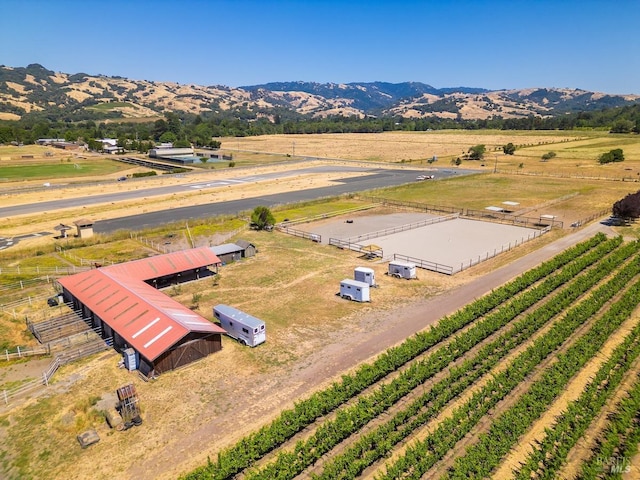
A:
[128,220,612,479]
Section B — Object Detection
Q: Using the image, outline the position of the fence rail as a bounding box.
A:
[363,196,564,229]
[392,253,454,275]
[569,208,611,228]
[276,226,321,242]
[328,238,384,258]
[55,247,115,267]
[0,265,89,275]
[128,232,172,254]
[361,197,462,216]
[455,226,551,273]
[343,214,458,244]
[2,344,50,361]
[389,225,550,275]
[277,204,381,228]
[2,336,112,406]
[0,291,56,313]
[463,208,563,229]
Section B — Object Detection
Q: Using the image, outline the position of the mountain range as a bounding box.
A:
[1,63,638,122]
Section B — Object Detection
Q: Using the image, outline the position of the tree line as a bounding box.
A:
[1,103,639,147]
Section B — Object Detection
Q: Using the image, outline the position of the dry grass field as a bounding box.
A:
[2,130,640,480]
[220,130,585,164]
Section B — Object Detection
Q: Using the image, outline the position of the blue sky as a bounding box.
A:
[1,0,638,94]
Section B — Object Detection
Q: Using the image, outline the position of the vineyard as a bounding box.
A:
[182,233,640,480]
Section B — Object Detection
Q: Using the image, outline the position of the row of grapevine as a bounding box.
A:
[439,258,640,479]
[244,238,638,479]
[513,318,640,479]
[576,376,640,479]
[304,239,640,480]
[181,234,609,479]
[378,250,640,479]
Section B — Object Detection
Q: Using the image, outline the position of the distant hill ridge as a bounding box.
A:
[0,63,638,122]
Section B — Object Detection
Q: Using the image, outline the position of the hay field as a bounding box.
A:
[220,130,640,181]
[219,130,586,163]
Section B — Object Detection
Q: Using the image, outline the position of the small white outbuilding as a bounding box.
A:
[354,267,376,287]
[339,279,370,302]
[388,260,417,280]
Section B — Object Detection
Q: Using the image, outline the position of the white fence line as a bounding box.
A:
[391,225,551,275]
[2,345,50,361]
[129,232,172,254]
[343,214,459,244]
[0,292,55,312]
[278,204,381,228]
[2,337,112,406]
[55,246,114,267]
[455,226,551,273]
[0,265,89,275]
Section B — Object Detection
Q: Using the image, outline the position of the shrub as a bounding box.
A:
[598,148,624,164]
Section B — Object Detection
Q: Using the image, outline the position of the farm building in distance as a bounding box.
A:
[73,218,94,239]
[148,146,194,158]
[57,247,225,377]
[210,240,256,264]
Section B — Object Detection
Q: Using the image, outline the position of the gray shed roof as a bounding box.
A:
[210,243,242,255]
[235,239,255,249]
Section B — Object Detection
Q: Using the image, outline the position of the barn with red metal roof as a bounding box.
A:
[57,247,225,377]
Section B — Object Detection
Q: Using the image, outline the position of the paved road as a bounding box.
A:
[0,232,51,250]
[0,165,474,232]
[89,166,471,233]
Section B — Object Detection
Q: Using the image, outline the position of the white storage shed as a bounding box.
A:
[354,267,376,287]
[388,260,417,280]
[213,304,266,347]
[339,279,370,302]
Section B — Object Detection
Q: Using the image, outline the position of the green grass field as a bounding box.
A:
[0,158,127,180]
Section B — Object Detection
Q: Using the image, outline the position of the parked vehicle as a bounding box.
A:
[339,279,371,302]
[213,304,266,347]
[388,260,417,279]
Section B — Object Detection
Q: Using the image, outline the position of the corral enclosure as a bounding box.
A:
[300,211,543,273]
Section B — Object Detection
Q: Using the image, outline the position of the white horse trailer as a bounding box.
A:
[388,260,417,280]
[354,267,376,287]
[213,304,266,347]
[339,279,370,302]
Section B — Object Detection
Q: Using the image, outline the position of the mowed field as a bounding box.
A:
[2,130,640,480]
[222,130,640,179]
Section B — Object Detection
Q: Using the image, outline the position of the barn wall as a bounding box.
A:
[217,252,242,264]
[152,333,222,375]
